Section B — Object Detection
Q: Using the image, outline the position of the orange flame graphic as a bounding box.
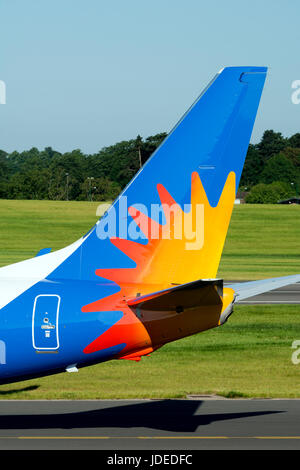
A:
[82,171,236,357]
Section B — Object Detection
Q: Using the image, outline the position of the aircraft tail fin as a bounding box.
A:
[49,66,267,292]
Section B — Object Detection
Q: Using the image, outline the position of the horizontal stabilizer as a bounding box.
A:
[35,248,52,257]
[228,274,300,301]
[127,279,223,311]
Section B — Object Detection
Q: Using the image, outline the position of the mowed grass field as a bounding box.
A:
[0,199,299,398]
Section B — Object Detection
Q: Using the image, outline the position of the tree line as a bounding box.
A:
[0,130,299,203]
[240,130,300,203]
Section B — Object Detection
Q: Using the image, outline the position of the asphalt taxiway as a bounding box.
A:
[226,281,300,304]
[0,399,300,450]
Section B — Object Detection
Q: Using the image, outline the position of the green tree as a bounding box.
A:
[80,177,121,201]
[240,144,263,187]
[261,153,296,184]
[49,149,88,200]
[257,130,286,161]
[281,147,300,169]
[5,168,51,200]
[0,150,8,176]
[246,181,295,204]
[288,133,300,149]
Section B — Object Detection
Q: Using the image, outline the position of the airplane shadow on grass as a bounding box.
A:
[0,400,284,433]
[0,385,39,396]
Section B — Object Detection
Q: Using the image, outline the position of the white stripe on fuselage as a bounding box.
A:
[0,238,83,310]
